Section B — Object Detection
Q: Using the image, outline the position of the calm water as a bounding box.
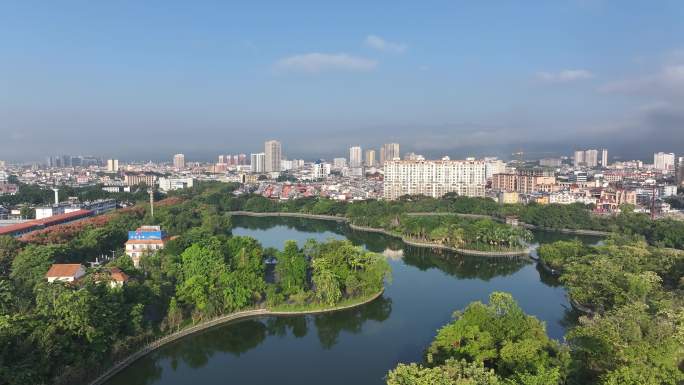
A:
[106,216,600,385]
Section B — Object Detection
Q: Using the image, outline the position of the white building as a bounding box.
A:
[484,158,507,180]
[312,163,331,179]
[333,158,347,169]
[45,264,86,283]
[383,158,486,200]
[158,177,194,192]
[125,226,168,267]
[250,153,265,173]
[365,149,376,167]
[654,152,675,171]
[349,146,362,168]
[574,150,584,168]
[264,140,282,172]
[173,154,185,169]
[381,143,401,164]
[601,148,608,167]
[107,159,119,172]
[585,149,598,168]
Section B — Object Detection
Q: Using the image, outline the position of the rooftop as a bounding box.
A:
[45,264,84,278]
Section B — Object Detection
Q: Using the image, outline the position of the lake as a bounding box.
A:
[105,215,600,385]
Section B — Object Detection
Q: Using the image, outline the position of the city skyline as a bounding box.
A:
[2,1,684,161]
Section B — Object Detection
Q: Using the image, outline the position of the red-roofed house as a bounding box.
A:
[45,264,86,283]
[93,267,130,288]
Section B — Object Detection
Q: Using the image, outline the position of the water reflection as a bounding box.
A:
[231,215,534,281]
[105,216,602,385]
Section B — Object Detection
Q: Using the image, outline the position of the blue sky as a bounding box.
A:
[1,1,683,162]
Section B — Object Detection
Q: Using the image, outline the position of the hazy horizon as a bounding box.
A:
[2,1,683,162]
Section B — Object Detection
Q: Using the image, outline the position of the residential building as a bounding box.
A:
[45,264,86,283]
[677,156,684,186]
[333,158,347,169]
[381,143,400,164]
[312,162,331,179]
[492,169,556,194]
[93,267,130,288]
[601,148,609,167]
[250,153,265,173]
[125,225,169,267]
[574,150,584,168]
[365,149,376,167]
[264,140,282,172]
[585,149,598,168]
[654,152,675,171]
[173,154,185,169]
[383,158,486,200]
[484,158,507,180]
[107,159,119,172]
[124,173,156,186]
[349,146,362,168]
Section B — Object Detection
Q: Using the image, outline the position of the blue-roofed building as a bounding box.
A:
[125,225,169,267]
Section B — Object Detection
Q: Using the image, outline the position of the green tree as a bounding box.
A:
[275,240,308,296]
[0,236,22,277]
[312,258,341,306]
[387,359,501,385]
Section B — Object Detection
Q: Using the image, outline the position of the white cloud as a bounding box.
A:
[364,35,407,53]
[599,64,684,96]
[275,53,377,73]
[537,69,594,83]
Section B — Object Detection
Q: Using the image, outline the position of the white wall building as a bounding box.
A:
[250,153,265,173]
[484,158,507,180]
[312,162,331,179]
[349,146,362,168]
[333,158,347,169]
[383,158,486,200]
[107,159,119,172]
[654,152,675,171]
[173,154,185,169]
[158,177,194,192]
[264,140,282,172]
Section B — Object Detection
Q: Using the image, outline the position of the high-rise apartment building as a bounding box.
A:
[264,140,282,172]
[383,158,486,200]
[492,169,556,194]
[107,159,119,172]
[381,143,401,164]
[573,150,584,168]
[365,149,376,167]
[250,153,266,173]
[173,154,185,169]
[585,149,598,168]
[676,156,684,186]
[654,152,675,171]
[601,148,608,167]
[349,146,362,168]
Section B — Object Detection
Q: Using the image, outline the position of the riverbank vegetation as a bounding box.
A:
[390,237,684,384]
[0,186,390,385]
[202,191,531,252]
[188,183,683,249]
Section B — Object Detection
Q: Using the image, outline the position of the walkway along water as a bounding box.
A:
[227,211,534,257]
[88,290,385,385]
